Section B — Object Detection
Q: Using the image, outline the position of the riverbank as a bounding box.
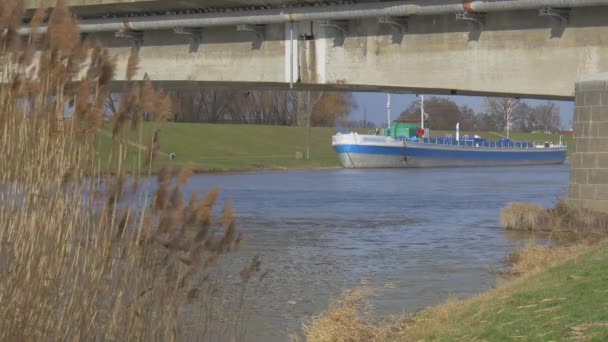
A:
[303,240,608,341]
[389,241,608,341]
[97,122,573,173]
[302,199,608,341]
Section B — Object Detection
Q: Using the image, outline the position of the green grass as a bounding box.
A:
[97,122,343,172]
[96,123,574,173]
[396,243,608,341]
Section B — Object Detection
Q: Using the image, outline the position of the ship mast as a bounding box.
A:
[420,95,425,130]
[386,93,391,132]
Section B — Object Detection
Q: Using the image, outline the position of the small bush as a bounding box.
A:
[301,288,378,342]
[500,202,549,231]
[501,201,608,238]
[505,244,589,277]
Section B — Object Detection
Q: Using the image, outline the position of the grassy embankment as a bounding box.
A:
[97,123,573,172]
[97,122,343,172]
[386,243,608,341]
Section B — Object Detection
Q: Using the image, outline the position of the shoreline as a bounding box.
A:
[189,165,344,175]
[98,160,572,177]
[304,239,607,341]
[99,165,344,177]
[304,199,608,341]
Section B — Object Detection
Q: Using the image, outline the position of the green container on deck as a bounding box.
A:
[390,121,421,138]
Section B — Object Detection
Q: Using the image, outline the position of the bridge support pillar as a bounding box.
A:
[569,74,608,213]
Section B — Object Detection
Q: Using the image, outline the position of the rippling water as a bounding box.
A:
[178,164,570,341]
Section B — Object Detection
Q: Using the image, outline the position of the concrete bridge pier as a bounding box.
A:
[569,74,608,213]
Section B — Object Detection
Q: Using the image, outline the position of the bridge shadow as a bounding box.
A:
[550,20,567,39]
[392,32,404,45]
[468,30,482,42]
[252,39,263,50]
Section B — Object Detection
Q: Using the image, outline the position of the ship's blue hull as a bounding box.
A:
[333,141,567,168]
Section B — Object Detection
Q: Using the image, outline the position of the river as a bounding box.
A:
[179,164,570,341]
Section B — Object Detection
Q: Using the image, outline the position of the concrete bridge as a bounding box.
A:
[20,0,608,212]
[21,0,608,99]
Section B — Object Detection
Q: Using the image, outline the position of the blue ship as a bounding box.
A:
[332,96,567,168]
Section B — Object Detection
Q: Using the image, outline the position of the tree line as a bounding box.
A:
[113,89,562,133]
[398,97,562,133]
[171,89,357,127]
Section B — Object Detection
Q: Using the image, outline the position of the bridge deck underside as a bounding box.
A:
[24,0,386,17]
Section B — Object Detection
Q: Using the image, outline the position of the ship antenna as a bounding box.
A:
[387,93,391,133]
[420,95,425,131]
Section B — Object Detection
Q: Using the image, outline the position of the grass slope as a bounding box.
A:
[394,243,608,341]
[98,122,343,172]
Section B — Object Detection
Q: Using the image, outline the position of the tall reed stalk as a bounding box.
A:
[0,1,254,340]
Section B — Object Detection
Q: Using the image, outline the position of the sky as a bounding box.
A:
[350,93,575,130]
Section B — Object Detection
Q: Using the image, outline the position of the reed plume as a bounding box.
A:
[126,47,140,81]
[47,0,79,58]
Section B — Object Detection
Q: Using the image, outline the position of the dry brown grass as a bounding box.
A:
[501,201,608,240]
[504,243,590,277]
[501,202,549,231]
[301,288,379,342]
[0,2,258,340]
[297,287,418,342]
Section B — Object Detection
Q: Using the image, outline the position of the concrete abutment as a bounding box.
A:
[569,74,608,213]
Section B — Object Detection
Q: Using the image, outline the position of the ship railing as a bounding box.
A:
[419,138,534,149]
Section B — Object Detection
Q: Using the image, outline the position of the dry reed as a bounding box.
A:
[501,200,608,239]
[297,286,418,342]
[300,288,380,342]
[0,2,258,340]
[501,202,549,231]
[505,243,590,277]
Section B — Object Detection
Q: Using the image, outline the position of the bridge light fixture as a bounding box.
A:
[173,27,203,53]
[318,19,348,46]
[236,24,265,40]
[318,19,348,36]
[538,7,570,24]
[115,29,143,47]
[455,12,486,29]
[378,16,408,34]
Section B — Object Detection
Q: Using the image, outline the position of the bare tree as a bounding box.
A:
[533,102,561,133]
[105,93,118,117]
[340,119,376,129]
[173,89,354,127]
[484,97,524,137]
[194,90,238,123]
[239,90,294,125]
[399,96,475,130]
[310,92,356,127]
